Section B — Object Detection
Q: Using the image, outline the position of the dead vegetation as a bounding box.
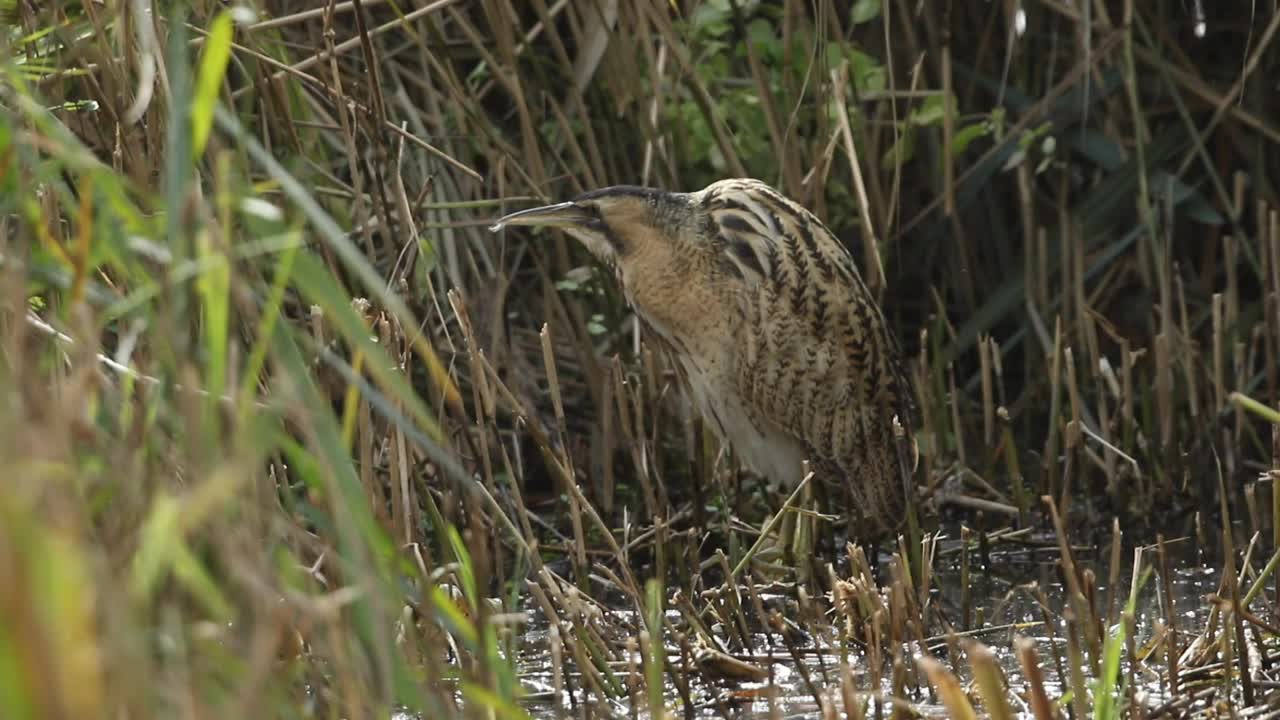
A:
[3,0,1280,718]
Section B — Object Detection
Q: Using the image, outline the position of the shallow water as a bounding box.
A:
[510,531,1232,718]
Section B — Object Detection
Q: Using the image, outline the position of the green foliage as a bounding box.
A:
[671,2,892,191]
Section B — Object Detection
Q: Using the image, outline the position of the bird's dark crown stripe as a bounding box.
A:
[572,185,663,203]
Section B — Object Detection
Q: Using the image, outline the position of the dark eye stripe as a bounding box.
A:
[601,224,628,253]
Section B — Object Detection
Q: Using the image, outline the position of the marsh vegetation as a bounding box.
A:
[3,1,1280,718]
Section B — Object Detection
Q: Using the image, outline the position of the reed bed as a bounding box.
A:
[2,1,1280,718]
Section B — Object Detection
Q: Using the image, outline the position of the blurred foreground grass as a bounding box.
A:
[0,7,526,719]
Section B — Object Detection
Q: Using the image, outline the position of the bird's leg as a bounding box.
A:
[863,536,883,577]
[818,476,853,558]
[812,474,835,554]
[840,479,860,558]
[835,478,884,577]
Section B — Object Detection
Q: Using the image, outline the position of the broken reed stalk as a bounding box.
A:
[1000,408,1028,525]
[1063,347,1082,511]
[960,526,972,631]
[949,362,966,467]
[1104,519,1124,632]
[1264,204,1274,399]
[1220,483,1255,706]
[1044,319,1064,499]
[1046,495,1099,662]
[1065,611,1088,720]
[980,334,994,448]
[918,656,977,720]
[1156,534,1181,696]
[1015,637,1057,720]
[541,323,589,586]
[966,640,1014,720]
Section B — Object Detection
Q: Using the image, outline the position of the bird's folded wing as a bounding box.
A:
[737,284,911,535]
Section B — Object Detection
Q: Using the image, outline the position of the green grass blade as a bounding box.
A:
[191,11,234,160]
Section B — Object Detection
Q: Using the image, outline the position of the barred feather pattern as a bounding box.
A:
[695,178,916,535]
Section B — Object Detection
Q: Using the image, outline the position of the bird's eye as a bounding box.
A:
[581,204,607,228]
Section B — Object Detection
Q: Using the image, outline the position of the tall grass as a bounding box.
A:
[1,4,524,718]
[3,1,1280,718]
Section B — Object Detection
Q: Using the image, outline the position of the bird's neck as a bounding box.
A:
[619,244,732,359]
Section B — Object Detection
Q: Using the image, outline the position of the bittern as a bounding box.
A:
[491,179,916,541]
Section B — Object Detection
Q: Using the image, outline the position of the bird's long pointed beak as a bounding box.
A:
[488,202,593,233]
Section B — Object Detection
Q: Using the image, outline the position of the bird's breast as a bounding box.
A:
[660,325,808,489]
[620,256,808,486]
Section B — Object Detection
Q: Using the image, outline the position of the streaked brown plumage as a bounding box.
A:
[492,178,915,540]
